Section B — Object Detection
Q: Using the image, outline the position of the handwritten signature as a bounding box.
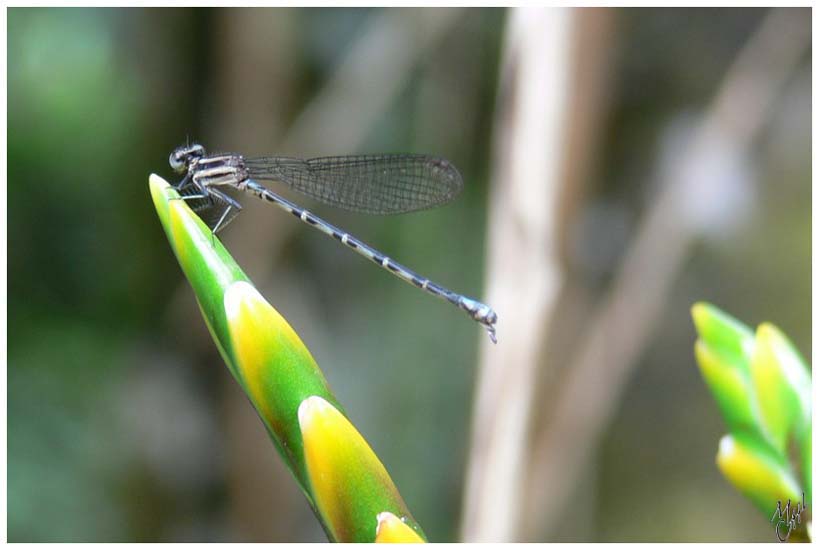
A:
[770,493,807,542]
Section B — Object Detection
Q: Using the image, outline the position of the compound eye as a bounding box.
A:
[169,150,186,173]
[169,143,206,173]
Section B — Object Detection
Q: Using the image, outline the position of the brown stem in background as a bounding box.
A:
[459,7,574,542]
[521,7,809,541]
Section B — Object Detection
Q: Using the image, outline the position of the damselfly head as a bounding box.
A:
[170,143,206,173]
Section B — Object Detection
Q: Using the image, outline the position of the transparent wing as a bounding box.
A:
[244,154,463,214]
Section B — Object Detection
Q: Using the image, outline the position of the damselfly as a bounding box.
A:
[169,143,498,342]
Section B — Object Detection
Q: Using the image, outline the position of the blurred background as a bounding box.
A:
[7,6,810,543]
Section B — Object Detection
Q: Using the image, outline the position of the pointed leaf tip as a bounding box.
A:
[716,434,803,517]
[375,511,426,543]
[691,302,755,364]
[299,396,424,542]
